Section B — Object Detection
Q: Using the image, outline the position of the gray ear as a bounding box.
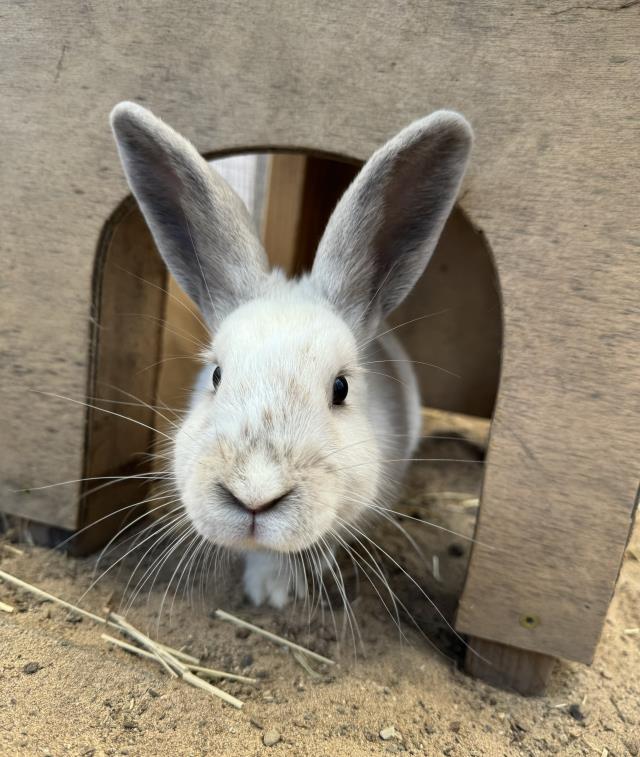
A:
[311,111,472,335]
[110,102,269,328]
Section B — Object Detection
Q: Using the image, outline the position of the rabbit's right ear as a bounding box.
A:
[110,102,269,329]
[310,111,472,337]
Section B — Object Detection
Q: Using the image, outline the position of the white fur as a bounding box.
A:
[111,102,472,607]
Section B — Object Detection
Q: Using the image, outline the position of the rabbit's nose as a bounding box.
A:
[217,483,294,514]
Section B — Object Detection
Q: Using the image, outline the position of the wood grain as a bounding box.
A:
[1,0,638,664]
[391,208,501,418]
[77,202,167,552]
[465,637,556,697]
[261,154,308,274]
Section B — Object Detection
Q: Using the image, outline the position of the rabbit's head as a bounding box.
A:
[111,103,471,554]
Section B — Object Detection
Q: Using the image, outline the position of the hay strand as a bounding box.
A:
[0,569,244,708]
[2,544,25,557]
[0,569,106,624]
[109,613,243,709]
[214,609,335,666]
[103,635,256,683]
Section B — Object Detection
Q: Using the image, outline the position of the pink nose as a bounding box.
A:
[217,483,293,514]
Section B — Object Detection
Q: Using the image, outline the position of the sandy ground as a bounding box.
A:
[0,425,638,757]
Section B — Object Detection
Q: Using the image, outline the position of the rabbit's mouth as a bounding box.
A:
[183,481,337,554]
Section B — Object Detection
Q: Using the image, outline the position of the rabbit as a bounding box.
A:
[110,102,472,609]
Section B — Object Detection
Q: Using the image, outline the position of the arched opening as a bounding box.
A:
[79,150,501,654]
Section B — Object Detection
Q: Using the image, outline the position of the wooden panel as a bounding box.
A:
[0,1,638,667]
[293,156,360,274]
[261,154,308,274]
[391,208,501,418]
[76,203,167,551]
[465,637,555,697]
[154,275,210,435]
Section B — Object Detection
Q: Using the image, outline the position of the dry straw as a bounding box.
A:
[214,609,335,666]
[0,568,244,708]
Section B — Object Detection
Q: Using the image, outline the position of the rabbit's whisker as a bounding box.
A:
[114,263,210,334]
[358,308,452,350]
[32,390,174,442]
[116,311,209,351]
[334,515,490,664]
[333,457,486,474]
[93,495,180,574]
[361,358,460,379]
[121,514,192,614]
[81,508,185,606]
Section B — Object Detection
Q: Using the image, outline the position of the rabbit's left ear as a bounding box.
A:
[310,111,472,335]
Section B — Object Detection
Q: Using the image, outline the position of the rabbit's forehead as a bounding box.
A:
[213,298,357,369]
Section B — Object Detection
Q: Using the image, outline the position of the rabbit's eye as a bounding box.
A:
[212,366,222,390]
[332,376,348,405]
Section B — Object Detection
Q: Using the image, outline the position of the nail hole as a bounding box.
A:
[519,614,540,630]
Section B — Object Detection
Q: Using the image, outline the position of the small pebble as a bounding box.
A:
[380,726,398,740]
[22,662,41,675]
[235,627,251,639]
[449,721,461,733]
[262,729,281,746]
[240,653,254,668]
[250,717,264,730]
[65,611,83,624]
[568,703,585,721]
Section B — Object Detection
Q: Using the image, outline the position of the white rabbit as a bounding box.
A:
[110,102,472,608]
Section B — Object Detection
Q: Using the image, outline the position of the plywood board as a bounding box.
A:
[1,1,638,664]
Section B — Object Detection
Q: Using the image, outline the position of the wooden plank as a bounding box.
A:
[75,203,167,553]
[391,208,501,418]
[261,153,358,276]
[153,275,210,437]
[465,637,555,697]
[293,155,359,274]
[261,154,308,274]
[0,1,637,669]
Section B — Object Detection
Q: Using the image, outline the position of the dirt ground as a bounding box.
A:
[0,421,638,757]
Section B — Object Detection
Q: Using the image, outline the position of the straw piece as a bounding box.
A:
[181,670,244,709]
[109,614,243,709]
[291,649,322,679]
[102,633,160,661]
[156,643,199,665]
[623,627,639,636]
[186,663,257,684]
[103,635,255,684]
[432,555,441,582]
[0,569,106,625]
[108,613,178,679]
[0,600,15,614]
[215,609,335,666]
[3,544,25,556]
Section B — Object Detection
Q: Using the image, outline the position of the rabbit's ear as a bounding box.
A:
[110,102,269,328]
[311,111,472,335]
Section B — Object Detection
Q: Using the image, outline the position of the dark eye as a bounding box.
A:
[332,375,348,405]
[212,366,222,390]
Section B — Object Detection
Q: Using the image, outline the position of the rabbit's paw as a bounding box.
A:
[243,551,307,609]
